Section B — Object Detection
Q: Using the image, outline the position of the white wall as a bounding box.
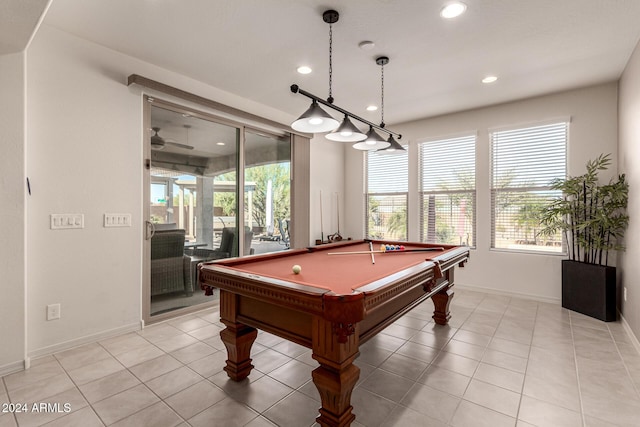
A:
[23,24,297,358]
[618,40,640,340]
[345,83,618,301]
[309,138,347,244]
[0,52,26,373]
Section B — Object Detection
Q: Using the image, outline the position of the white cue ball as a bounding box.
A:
[292,265,302,274]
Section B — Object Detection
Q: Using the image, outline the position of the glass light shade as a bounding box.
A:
[291,101,339,133]
[352,127,390,150]
[378,135,406,153]
[326,116,367,142]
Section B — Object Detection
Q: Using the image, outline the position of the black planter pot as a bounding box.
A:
[562,259,616,322]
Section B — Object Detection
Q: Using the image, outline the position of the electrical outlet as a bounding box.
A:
[624,287,627,302]
[47,304,61,321]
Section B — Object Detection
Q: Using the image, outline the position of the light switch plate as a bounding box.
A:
[50,214,84,230]
[104,213,132,227]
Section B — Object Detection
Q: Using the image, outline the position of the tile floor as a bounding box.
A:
[2,288,640,427]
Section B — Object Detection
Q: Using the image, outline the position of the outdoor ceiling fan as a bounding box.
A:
[150,127,194,150]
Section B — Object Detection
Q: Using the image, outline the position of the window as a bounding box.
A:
[365,150,408,240]
[419,134,476,246]
[490,121,567,252]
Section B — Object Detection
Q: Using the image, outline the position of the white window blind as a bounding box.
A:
[419,135,476,246]
[490,121,567,252]
[365,150,408,240]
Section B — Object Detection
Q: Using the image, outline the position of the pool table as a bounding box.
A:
[198,239,469,427]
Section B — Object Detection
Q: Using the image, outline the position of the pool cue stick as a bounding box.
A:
[319,190,324,244]
[369,241,375,264]
[334,192,342,241]
[327,247,445,255]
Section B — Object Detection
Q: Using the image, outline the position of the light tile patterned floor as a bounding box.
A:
[2,288,640,427]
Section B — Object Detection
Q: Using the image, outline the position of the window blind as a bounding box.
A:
[419,135,476,246]
[490,122,567,252]
[365,150,408,240]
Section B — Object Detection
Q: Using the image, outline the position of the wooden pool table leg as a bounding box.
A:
[432,269,455,325]
[311,318,360,427]
[219,290,258,381]
[432,283,453,325]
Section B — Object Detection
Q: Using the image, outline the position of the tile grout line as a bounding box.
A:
[512,299,539,426]
[568,313,587,427]
[140,309,296,426]
[61,314,221,426]
[72,338,179,427]
[606,321,640,401]
[372,315,440,426]
[467,294,520,423]
[1,375,20,427]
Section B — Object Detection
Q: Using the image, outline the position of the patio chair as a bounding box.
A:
[150,229,193,297]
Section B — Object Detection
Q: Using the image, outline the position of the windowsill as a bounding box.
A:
[489,247,567,256]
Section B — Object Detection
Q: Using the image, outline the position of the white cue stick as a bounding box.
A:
[327,247,445,255]
[319,190,324,243]
[369,241,375,264]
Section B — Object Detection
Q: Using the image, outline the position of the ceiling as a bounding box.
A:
[7,0,640,127]
[0,0,49,54]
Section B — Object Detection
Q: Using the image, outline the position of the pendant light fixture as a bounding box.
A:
[291,100,339,133]
[290,10,402,148]
[324,11,367,143]
[384,135,406,152]
[354,56,396,151]
[291,10,340,133]
[326,115,367,142]
[376,56,406,153]
[353,126,389,150]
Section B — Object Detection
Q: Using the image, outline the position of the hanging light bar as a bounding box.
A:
[289,9,402,146]
[291,84,402,140]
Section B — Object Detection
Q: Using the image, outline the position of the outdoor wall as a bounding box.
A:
[618,39,640,342]
[345,83,618,302]
[24,24,295,358]
[0,52,26,374]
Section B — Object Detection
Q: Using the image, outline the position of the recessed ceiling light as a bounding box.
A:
[297,66,312,74]
[216,142,225,146]
[482,75,498,84]
[366,105,378,111]
[358,41,375,50]
[440,2,467,19]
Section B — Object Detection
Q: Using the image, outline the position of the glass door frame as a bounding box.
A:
[142,96,287,324]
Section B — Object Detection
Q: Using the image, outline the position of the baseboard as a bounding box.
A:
[619,311,640,355]
[455,283,561,305]
[27,322,141,361]
[0,359,27,377]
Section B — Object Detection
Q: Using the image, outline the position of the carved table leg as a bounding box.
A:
[432,278,454,325]
[220,321,257,380]
[219,290,258,381]
[311,318,360,427]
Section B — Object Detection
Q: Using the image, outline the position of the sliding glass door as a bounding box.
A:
[145,101,239,321]
[244,129,291,254]
[143,99,292,322]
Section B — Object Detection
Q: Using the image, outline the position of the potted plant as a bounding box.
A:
[538,153,629,321]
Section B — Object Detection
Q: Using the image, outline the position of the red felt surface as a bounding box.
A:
[220,242,451,295]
